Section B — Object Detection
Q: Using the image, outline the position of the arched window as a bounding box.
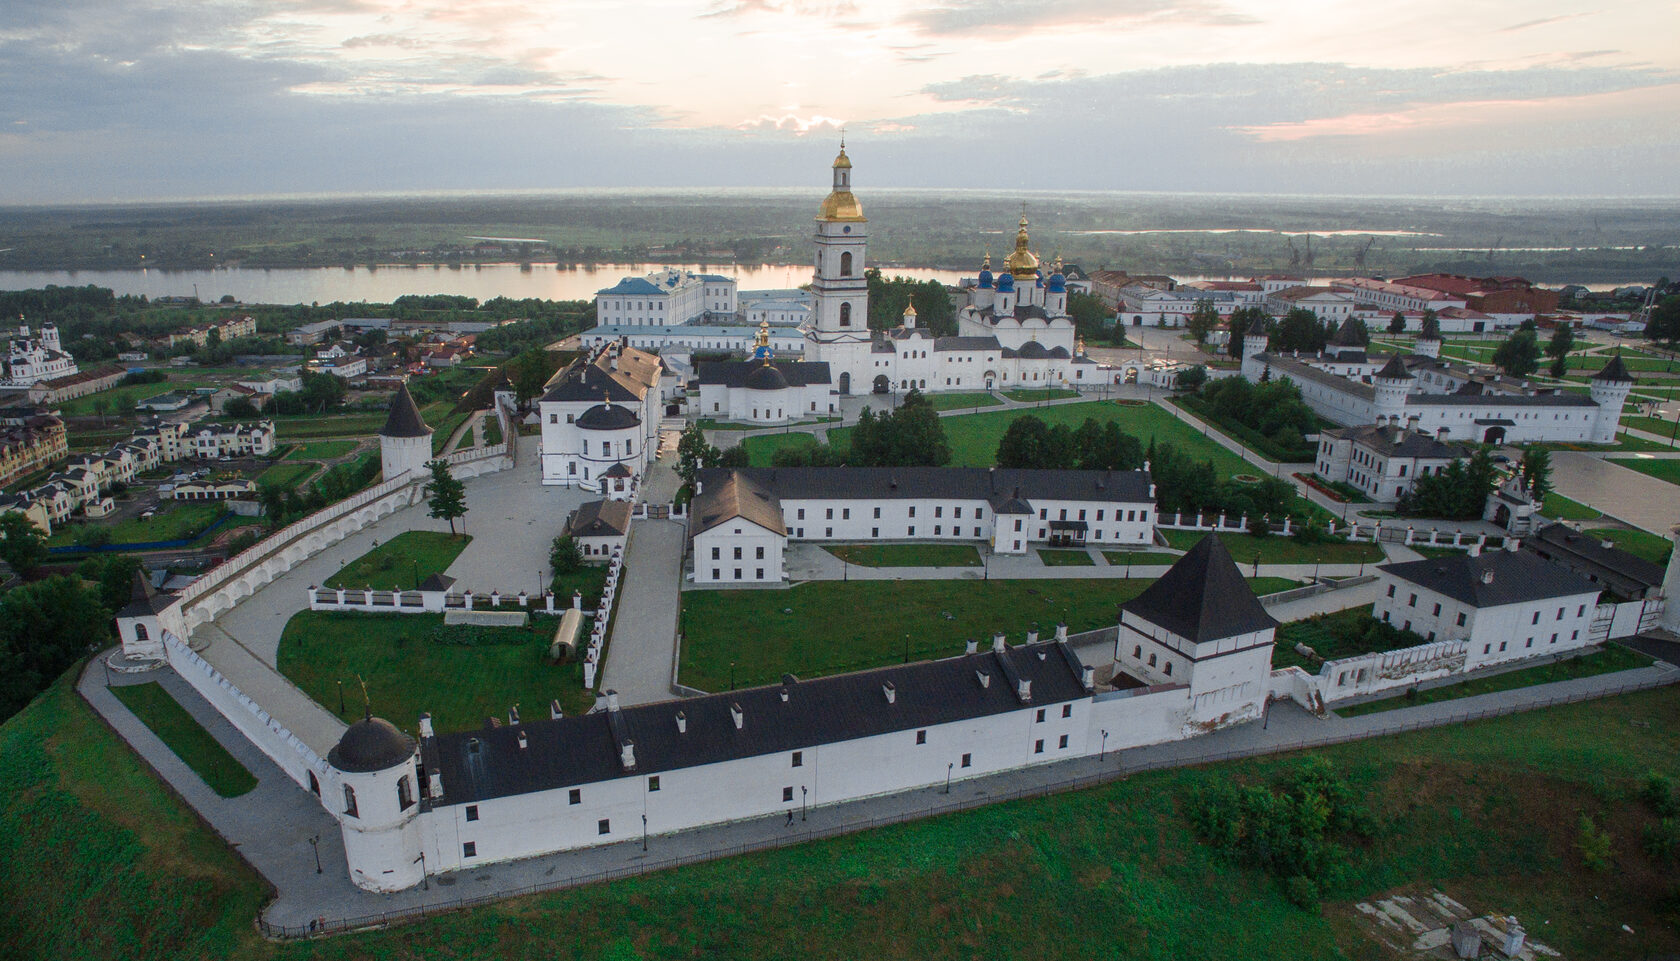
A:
[343,783,359,817]
[1147,653,1157,667]
[1164,662,1173,676]
[307,770,320,796]
[840,303,852,327]
[1132,645,1141,659]
[840,251,853,277]
[398,775,414,811]
[134,623,149,641]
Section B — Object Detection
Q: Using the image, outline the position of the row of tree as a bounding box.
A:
[996,416,1144,472]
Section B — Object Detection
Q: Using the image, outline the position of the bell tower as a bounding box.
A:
[807,143,870,351]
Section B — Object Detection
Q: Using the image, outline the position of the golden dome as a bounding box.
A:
[1005,213,1039,278]
[903,303,917,316]
[833,147,853,170]
[816,189,866,223]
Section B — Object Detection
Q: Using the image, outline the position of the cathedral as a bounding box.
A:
[802,146,1099,396]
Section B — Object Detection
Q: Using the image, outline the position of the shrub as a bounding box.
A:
[1640,771,1678,817]
[1577,813,1613,872]
[1643,818,1680,863]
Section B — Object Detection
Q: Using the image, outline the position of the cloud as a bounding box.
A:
[1500,12,1592,32]
[902,0,1257,36]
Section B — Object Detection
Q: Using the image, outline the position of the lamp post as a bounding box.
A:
[642,813,648,852]
[729,661,736,692]
[945,762,954,794]
[308,834,322,874]
[414,851,428,890]
[1100,729,1109,761]
[1313,555,1321,582]
[1252,551,1261,578]
[336,679,345,715]
[801,785,808,821]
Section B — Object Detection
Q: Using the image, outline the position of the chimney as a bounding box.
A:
[1505,538,1520,552]
[550,699,564,720]
[976,670,991,689]
[605,690,621,712]
[428,771,443,797]
[1601,538,1616,550]
[882,681,897,704]
[619,739,636,769]
[1481,568,1496,584]
[1026,625,1039,644]
[992,632,1007,653]
[1017,678,1032,701]
[730,702,744,729]
[1080,665,1095,689]
[1055,623,1068,642]
[508,705,520,725]
[675,710,687,734]
[780,684,790,703]
[517,731,528,750]
[695,478,703,495]
[418,713,434,739]
[964,638,979,655]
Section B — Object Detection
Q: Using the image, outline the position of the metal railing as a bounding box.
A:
[256,668,1676,940]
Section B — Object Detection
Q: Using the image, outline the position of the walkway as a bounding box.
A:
[79,642,1678,936]
[599,455,686,706]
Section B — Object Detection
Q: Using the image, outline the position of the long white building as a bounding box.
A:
[688,466,1156,585]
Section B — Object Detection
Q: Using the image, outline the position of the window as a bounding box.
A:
[1035,708,1046,722]
[961,753,972,768]
[907,526,915,536]
[1132,645,1141,659]
[1577,605,1586,616]
[1483,644,1491,654]
[466,805,479,822]
[733,546,742,560]
[873,507,881,518]
[1034,739,1044,754]
[826,508,833,519]
[1556,607,1565,620]
[756,568,764,579]
[1058,734,1069,749]
[840,251,853,276]
[935,506,943,518]
[908,506,916,517]
[734,568,742,580]
[1062,704,1072,718]
[1386,585,1395,598]
[935,526,942,535]
[648,775,661,792]
[783,786,794,802]
[825,528,832,538]
[569,789,581,805]
[792,751,802,767]
[840,303,852,326]
[1408,593,1417,607]
[1456,612,1467,627]
[711,547,720,560]
[1499,641,1508,652]
[463,841,477,857]
[872,527,879,538]
[954,507,963,519]
[916,730,927,745]
[1530,611,1540,626]
[756,546,764,559]
[1432,603,1441,616]
[598,819,611,835]
[711,568,720,580]
[797,508,805,520]
[1164,662,1172,676]
[343,784,358,817]
[1148,653,1157,667]
[397,775,414,811]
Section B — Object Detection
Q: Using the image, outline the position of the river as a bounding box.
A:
[0,263,968,306]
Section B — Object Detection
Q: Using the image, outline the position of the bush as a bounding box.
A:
[1577,813,1613,872]
[550,535,583,575]
[1284,875,1321,912]
[1640,771,1678,817]
[1643,818,1680,863]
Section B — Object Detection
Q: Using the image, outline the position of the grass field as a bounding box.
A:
[1586,527,1673,565]
[45,501,226,547]
[1099,550,1183,566]
[1541,492,1602,521]
[109,683,257,798]
[1608,456,1680,486]
[429,405,473,455]
[823,543,983,567]
[1161,530,1385,566]
[260,412,389,439]
[680,576,1296,692]
[920,391,1003,411]
[1271,605,1424,672]
[1001,387,1080,402]
[284,440,359,461]
[325,530,470,590]
[1037,548,1095,566]
[1337,644,1653,717]
[276,611,598,736]
[255,461,315,491]
[13,663,1680,959]
[739,431,816,467]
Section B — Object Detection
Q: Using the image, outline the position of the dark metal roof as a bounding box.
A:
[744,363,791,391]
[417,573,456,592]
[1378,550,1601,608]
[329,717,416,773]
[1320,425,1469,460]
[576,403,640,431]
[1526,522,1666,591]
[1121,535,1277,644]
[1419,392,1597,407]
[697,360,832,389]
[1375,354,1414,380]
[696,466,1153,510]
[117,568,176,619]
[934,336,1003,351]
[425,641,1093,805]
[380,383,432,438]
[565,499,633,538]
[1017,340,1050,359]
[1592,351,1635,383]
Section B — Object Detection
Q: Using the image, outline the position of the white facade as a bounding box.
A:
[1315,425,1468,503]
[2,322,78,387]
[1117,286,1239,328]
[537,343,666,492]
[594,270,738,328]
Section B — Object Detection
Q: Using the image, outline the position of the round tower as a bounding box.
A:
[1413,333,1441,359]
[1371,354,1414,425]
[327,716,424,892]
[1242,315,1269,360]
[1588,350,1635,444]
[379,382,434,481]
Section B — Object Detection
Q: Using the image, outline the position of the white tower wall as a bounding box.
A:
[381,433,432,482]
[334,759,426,892]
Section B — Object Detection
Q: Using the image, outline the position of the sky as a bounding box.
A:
[1,0,1678,202]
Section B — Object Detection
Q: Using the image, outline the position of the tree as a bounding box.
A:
[223,396,260,419]
[1646,295,1680,345]
[1387,312,1406,335]
[1066,292,1111,338]
[717,446,750,468]
[0,576,113,723]
[1492,330,1541,378]
[1227,307,1268,359]
[1175,365,1208,393]
[675,422,718,489]
[848,393,951,467]
[1521,448,1553,500]
[996,415,1054,469]
[1546,324,1575,362]
[1419,309,1441,341]
[1273,308,1330,353]
[549,535,583,575]
[0,512,47,577]
[1186,299,1220,345]
[424,460,468,535]
[90,395,112,425]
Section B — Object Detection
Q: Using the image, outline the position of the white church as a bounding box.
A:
[2,320,79,387]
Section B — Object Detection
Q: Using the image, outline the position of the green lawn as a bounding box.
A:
[284,440,359,461]
[1161,530,1385,566]
[1586,527,1672,565]
[109,683,257,798]
[1608,456,1680,486]
[46,501,227,547]
[551,564,612,609]
[252,412,389,440]
[429,404,473,455]
[276,611,598,735]
[680,576,1295,692]
[1271,605,1427,672]
[482,413,503,447]
[1002,387,1080,402]
[1099,550,1184,566]
[1037,549,1095,566]
[823,543,983,567]
[1338,644,1654,717]
[738,431,816,467]
[921,391,1003,411]
[325,530,471,590]
[255,461,315,491]
[16,661,1680,958]
[1541,492,1602,521]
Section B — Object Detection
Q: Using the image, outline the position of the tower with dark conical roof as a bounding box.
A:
[379,382,434,481]
[1116,535,1278,728]
[1588,349,1635,444]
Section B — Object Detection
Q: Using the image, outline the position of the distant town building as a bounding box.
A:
[1,321,78,387]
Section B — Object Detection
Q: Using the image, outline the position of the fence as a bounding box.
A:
[257,667,1678,940]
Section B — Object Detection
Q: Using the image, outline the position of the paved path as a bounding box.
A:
[1548,451,1680,535]
[600,456,686,706]
[79,643,1678,936]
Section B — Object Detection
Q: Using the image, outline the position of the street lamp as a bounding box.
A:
[336,679,345,715]
[1252,552,1261,578]
[308,834,322,874]
[642,813,648,852]
[801,785,808,821]
[945,762,954,794]
[1100,729,1109,761]
[729,661,736,691]
[413,851,428,890]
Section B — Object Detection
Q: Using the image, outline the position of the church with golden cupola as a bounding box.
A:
[803,146,1099,398]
